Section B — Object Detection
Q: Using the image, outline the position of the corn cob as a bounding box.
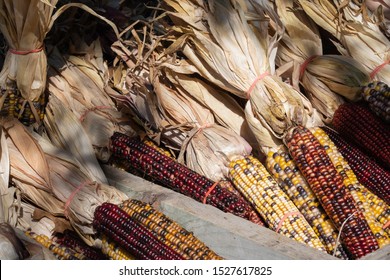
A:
[322,126,390,205]
[109,132,264,225]
[228,155,327,252]
[332,102,390,169]
[25,231,84,260]
[121,199,223,260]
[53,230,107,260]
[0,87,46,126]
[143,139,175,158]
[311,127,390,248]
[361,81,390,123]
[101,235,135,260]
[286,126,379,259]
[266,148,348,258]
[93,202,185,260]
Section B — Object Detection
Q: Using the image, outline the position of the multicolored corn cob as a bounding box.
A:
[361,81,390,123]
[25,231,84,260]
[332,102,390,169]
[322,126,390,206]
[93,202,185,260]
[101,235,135,260]
[53,230,107,260]
[121,199,223,260]
[266,148,348,258]
[0,87,46,126]
[109,132,263,225]
[286,126,379,259]
[311,127,390,248]
[228,155,327,252]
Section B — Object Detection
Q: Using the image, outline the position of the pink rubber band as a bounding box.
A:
[370,59,390,80]
[203,181,220,204]
[9,46,44,55]
[276,211,304,233]
[79,106,112,122]
[246,72,270,99]
[64,181,92,217]
[383,220,390,230]
[299,55,318,80]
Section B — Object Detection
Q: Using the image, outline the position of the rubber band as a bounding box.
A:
[299,55,318,80]
[9,46,44,55]
[383,220,390,230]
[79,106,112,122]
[64,181,92,217]
[203,181,220,204]
[369,59,390,80]
[275,211,304,233]
[246,72,270,99]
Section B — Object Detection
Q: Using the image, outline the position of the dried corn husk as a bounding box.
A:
[47,44,138,162]
[2,118,128,246]
[298,0,390,84]
[44,95,108,184]
[161,0,320,153]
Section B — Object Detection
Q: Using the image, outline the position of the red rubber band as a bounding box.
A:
[275,211,304,233]
[202,181,220,204]
[369,59,390,80]
[64,181,92,217]
[79,106,112,122]
[246,72,270,99]
[299,55,318,80]
[9,46,44,55]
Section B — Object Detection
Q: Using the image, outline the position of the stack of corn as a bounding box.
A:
[109,132,264,225]
[266,148,348,258]
[285,126,379,259]
[310,127,390,249]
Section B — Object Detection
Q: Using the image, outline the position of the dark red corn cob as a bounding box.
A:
[109,132,264,225]
[286,126,379,259]
[54,230,107,260]
[322,126,390,206]
[93,203,184,260]
[332,102,390,170]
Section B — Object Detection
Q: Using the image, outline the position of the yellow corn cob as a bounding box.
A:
[121,199,223,260]
[311,127,390,248]
[228,155,327,252]
[266,148,348,258]
[101,235,135,260]
[25,231,84,260]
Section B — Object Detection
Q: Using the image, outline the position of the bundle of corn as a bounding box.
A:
[298,0,390,85]
[0,0,58,125]
[310,127,390,248]
[322,126,390,206]
[160,0,322,154]
[109,132,264,226]
[360,81,390,123]
[365,0,390,37]
[285,126,379,259]
[120,199,223,260]
[271,0,351,123]
[331,102,390,169]
[265,148,348,258]
[3,119,222,260]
